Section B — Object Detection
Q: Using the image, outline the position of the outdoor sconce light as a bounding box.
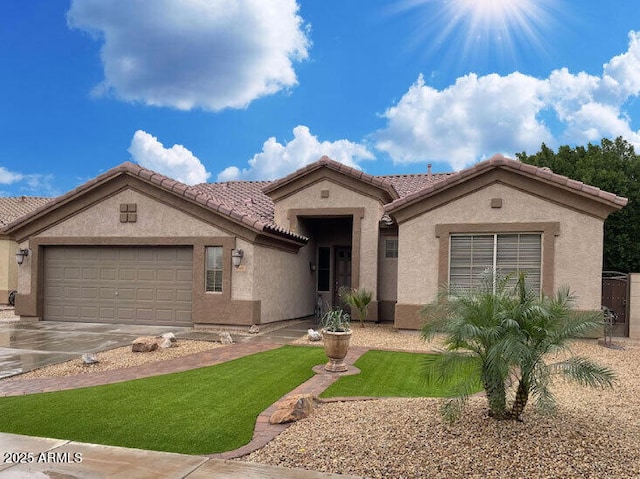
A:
[309,262,317,272]
[15,248,29,266]
[231,249,244,268]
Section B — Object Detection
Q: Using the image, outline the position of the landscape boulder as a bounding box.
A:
[307,329,322,341]
[158,336,174,349]
[269,394,318,424]
[248,324,260,334]
[82,353,99,365]
[131,336,159,353]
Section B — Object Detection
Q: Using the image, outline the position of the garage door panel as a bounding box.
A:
[45,246,193,326]
[100,268,117,280]
[64,268,81,280]
[82,287,98,299]
[176,290,192,302]
[138,269,155,281]
[119,269,136,281]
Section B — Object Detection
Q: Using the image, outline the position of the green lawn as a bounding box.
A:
[0,345,326,455]
[321,350,482,398]
[0,346,480,455]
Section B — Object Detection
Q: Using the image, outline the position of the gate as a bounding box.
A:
[602,271,629,337]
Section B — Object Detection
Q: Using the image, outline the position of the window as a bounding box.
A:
[317,247,330,291]
[450,233,541,293]
[206,246,223,292]
[384,238,398,258]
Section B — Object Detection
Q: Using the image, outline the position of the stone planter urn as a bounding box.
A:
[322,330,352,372]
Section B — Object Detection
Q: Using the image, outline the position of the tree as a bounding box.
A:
[421,271,616,422]
[516,137,640,272]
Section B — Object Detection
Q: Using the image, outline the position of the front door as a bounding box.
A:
[334,247,352,308]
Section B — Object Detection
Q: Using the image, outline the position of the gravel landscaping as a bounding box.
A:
[3,340,223,380]
[249,331,640,479]
[3,313,639,477]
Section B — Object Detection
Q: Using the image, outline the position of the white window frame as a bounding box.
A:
[205,246,223,293]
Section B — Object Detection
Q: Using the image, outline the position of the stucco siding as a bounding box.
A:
[43,189,229,238]
[629,274,640,339]
[274,179,383,296]
[0,239,17,303]
[397,182,604,311]
[253,243,315,323]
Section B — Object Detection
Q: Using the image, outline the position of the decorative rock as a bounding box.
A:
[269,394,318,424]
[131,336,159,353]
[219,332,234,344]
[161,332,177,343]
[158,337,174,349]
[248,324,260,334]
[307,329,322,341]
[82,353,99,365]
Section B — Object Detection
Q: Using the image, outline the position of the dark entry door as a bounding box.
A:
[334,247,352,308]
[602,272,629,337]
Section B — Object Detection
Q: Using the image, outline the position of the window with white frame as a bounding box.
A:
[206,246,223,292]
[449,233,541,293]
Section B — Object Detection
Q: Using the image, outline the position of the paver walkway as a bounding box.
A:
[0,340,372,460]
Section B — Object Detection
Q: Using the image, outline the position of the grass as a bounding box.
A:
[0,346,481,455]
[321,350,482,398]
[0,345,326,455]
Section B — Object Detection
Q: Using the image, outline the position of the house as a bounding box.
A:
[0,196,53,304]
[1,155,627,329]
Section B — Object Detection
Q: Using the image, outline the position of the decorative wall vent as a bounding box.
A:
[120,203,137,223]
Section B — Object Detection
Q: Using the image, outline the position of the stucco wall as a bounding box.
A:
[43,189,228,238]
[628,273,640,339]
[397,183,604,314]
[0,239,17,303]
[253,243,316,323]
[274,178,384,296]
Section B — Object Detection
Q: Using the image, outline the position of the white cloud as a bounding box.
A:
[67,0,310,111]
[128,130,211,185]
[0,167,57,196]
[0,167,24,185]
[217,125,375,181]
[375,31,640,170]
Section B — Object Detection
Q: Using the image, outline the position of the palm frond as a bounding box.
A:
[550,356,616,388]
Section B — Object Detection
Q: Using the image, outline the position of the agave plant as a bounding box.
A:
[321,309,351,333]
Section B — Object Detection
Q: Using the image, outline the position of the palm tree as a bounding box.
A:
[505,274,616,420]
[339,287,372,328]
[421,273,514,420]
[421,270,616,422]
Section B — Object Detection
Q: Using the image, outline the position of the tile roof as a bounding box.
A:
[380,173,450,197]
[192,181,275,223]
[2,155,627,239]
[0,196,53,227]
[385,154,628,213]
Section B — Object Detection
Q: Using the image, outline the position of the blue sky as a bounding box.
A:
[1,0,640,197]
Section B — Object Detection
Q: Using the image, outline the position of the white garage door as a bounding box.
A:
[44,246,193,326]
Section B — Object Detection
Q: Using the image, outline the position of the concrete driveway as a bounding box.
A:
[0,320,192,379]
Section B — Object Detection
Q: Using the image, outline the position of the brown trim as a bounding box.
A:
[288,208,365,289]
[390,169,622,224]
[266,168,396,205]
[394,303,423,329]
[7,175,304,252]
[16,236,261,326]
[435,222,560,296]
